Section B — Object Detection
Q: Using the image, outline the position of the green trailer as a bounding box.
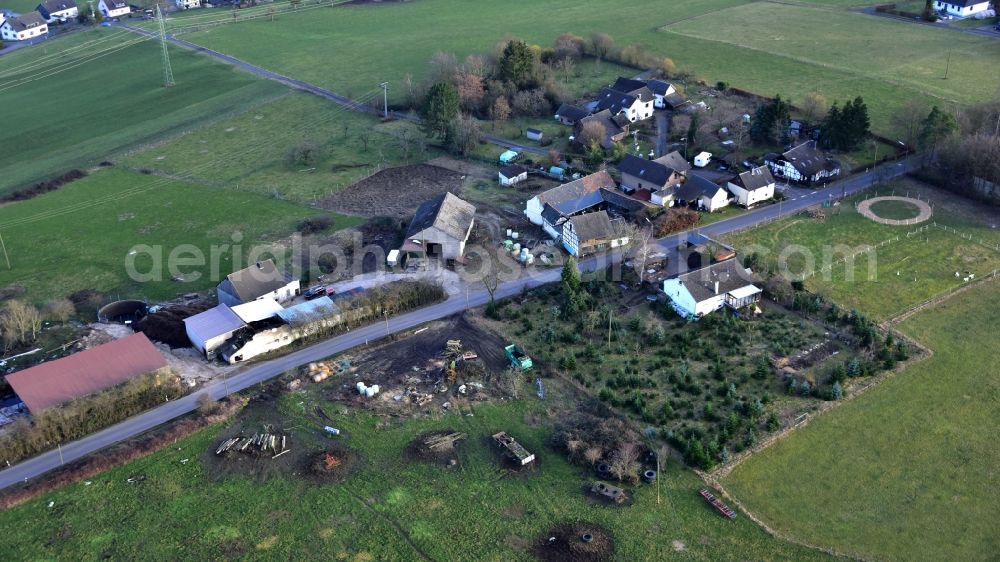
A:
[504,344,532,370]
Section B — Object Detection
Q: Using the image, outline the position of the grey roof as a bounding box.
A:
[661,92,687,109]
[38,0,76,13]
[646,80,673,96]
[939,0,985,6]
[541,204,565,226]
[568,210,615,242]
[654,151,692,173]
[5,10,45,30]
[537,170,616,208]
[576,110,628,148]
[552,189,605,216]
[677,259,755,303]
[183,304,245,342]
[733,166,775,191]
[555,103,589,122]
[405,192,476,241]
[595,87,639,114]
[276,296,341,327]
[782,141,840,177]
[598,188,648,214]
[676,173,725,202]
[104,0,127,8]
[610,77,654,102]
[618,154,674,188]
[219,259,290,303]
[500,164,527,179]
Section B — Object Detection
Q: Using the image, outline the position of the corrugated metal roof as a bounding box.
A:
[183,304,245,343]
[231,298,283,323]
[276,297,341,328]
[5,333,167,413]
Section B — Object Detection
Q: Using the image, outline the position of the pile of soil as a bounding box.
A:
[135,303,213,348]
[405,429,465,465]
[534,523,614,562]
[317,164,464,218]
[305,441,359,484]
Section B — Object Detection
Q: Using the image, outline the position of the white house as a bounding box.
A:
[561,211,629,257]
[37,0,77,22]
[765,140,841,184]
[176,0,201,8]
[933,0,990,16]
[217,259,300,308]
[595,85,654,123]
[525,170,616,239]
[663,259,761,319]
[499,164,528,186]
[675,173,730,212]
[0,11,47,41]
[97,0,129,18]
[727,166,776,207]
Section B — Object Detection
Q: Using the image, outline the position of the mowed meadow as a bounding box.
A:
[722,278,1000,562]
[183,0,1000,134]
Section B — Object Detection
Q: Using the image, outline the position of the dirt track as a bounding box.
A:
[318,164,465,218]
[857,196,932,225]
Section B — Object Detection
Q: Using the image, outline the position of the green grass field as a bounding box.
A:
[0,0,44,13]
[868,199,922,220]
[0,390,834,561]
[0,28,285,195]
[724,184,1000,320]
[0,168,360,303]
[123,92,433,201]
[179,0,1000,135]
[722,278,1000,562]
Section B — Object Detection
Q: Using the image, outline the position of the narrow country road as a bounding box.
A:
[0,154,918,490]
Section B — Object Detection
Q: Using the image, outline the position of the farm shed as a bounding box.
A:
[400,192,476,266]
[184,304,246,358]
[525,128,543,142]
[524,170,616,239]
[276,296,341,328]
[217,258,300,307]
[499,164,528,187]
[5,333,167,414]
[231,298,283,324]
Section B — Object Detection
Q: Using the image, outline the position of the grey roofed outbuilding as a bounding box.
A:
[218,259,290,303]
[676,173,725,202]
[567,210,615,242]
[618,154,674,188]
[676,259,755,303]
[654,150,692,173]
[732,166,775,191]
[404,192,476,241]
[555,103,589,122]
[500,164,527,179]
[183,304,245,342]
[276,296,341,328]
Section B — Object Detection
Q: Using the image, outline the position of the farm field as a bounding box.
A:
[0,378,835,561]
[723,180,1000,320]
[180,0,1000,135]
[722,277,1000,562]
[0,168,360,304]
[124,92,434,202]
[0,28,286,196]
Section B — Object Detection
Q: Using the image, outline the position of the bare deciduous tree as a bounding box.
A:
[799,92,828,123]
[609,441,642,483]
[577,120,607,149]
[2,300,42,349]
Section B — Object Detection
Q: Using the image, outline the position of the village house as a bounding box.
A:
[617,153,684,204]
[554,103,589,126]
[217,258,300,308]
[36,0,77,21]
[663,259,761,319]
[561,210,629,257]
[0,11,47,41]
[4,333,167,414]
[498,164,528,186]
[400,192,476,267]
[525,170,617,239]
[97,0,129,17]
[933,0,990,16]
[175,0,201,8]
[574,109,629,150]
[654,150,692,174]
[647,79,686,109]
[727,166,776,207]
[765,140,841,184]
[595,84,654,123]
[675,173,730,212]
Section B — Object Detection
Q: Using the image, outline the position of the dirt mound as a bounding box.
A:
[405,429,466,465]
[534,523,614,562]
[135,303,213,348]
[305,442,360,483]
[318,164,464,218]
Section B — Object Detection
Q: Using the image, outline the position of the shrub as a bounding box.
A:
[41,299,76,322]
[296,216,333,235]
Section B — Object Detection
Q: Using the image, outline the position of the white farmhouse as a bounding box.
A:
[933,0,990,16]
[37,0,77,22]
[0,11,47,41]
[97,0,129,18]
[595,79,654,123]
[663,259,761,319]
[727,166,776,207]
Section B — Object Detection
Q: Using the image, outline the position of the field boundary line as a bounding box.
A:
[887,269,999,326]
[347,492,436,561]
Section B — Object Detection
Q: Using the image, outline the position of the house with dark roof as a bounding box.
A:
[933,0,990,16]
[499,164,528,186]
[5,333,167,413]
[675,173,731,212]
[525,171,616,239]
[0,11,47,41]
[654,150,692,173]
[97,0,129,17]
[594,85,653,122]
[561,210,629,257]
[574,109,630,150]
[217,259,300,308]
[36,0,77,21]
[727,166,776,207]
[765,141,840,184]
[663,259,761,319]
[554,103,589,126]
[646,80,686,109]
[400,192,476,266]
[618,154,683,203]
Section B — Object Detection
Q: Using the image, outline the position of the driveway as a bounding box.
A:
[654,111,669,157]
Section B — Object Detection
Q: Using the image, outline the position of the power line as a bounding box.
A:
[157,6,175,88]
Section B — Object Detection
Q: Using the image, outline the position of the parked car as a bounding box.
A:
[303,285,327,300]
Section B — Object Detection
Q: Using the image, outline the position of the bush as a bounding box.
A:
[652,207,699,237]
[41,299,76,322]
[296,215,333,235]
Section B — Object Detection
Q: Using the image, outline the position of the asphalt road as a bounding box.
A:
[0,153,917,490]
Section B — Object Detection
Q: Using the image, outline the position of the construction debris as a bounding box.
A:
[492,431,535,466]
[424,431,467,451]
[215,429,288,458]
[591,481,626,504]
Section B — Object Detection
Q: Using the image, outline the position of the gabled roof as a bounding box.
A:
[568,210,615,242]
[231,298,283,323]
[598,187,649,214]
[611,77,651,98]
[595,87,640,114]
[5,333,167,413]
[183,304,245,342]
[577,110,628,148]
[541,203,565,226]
[676,259,755,303]
[676,173,725,201]
[405,192,476,242]
[555,103,589,122]
[646,80,673,96]
[732,166,775,191]
[219,259,291,303]
[654,151,692,173]
[500,164,527,179]
[938,0,987,6]
[537,170,616,208]
[4,10,45,30]
[781,141,840,177]
[103,0,127,8]
[38,0,76,12]
[618,154,674,188]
